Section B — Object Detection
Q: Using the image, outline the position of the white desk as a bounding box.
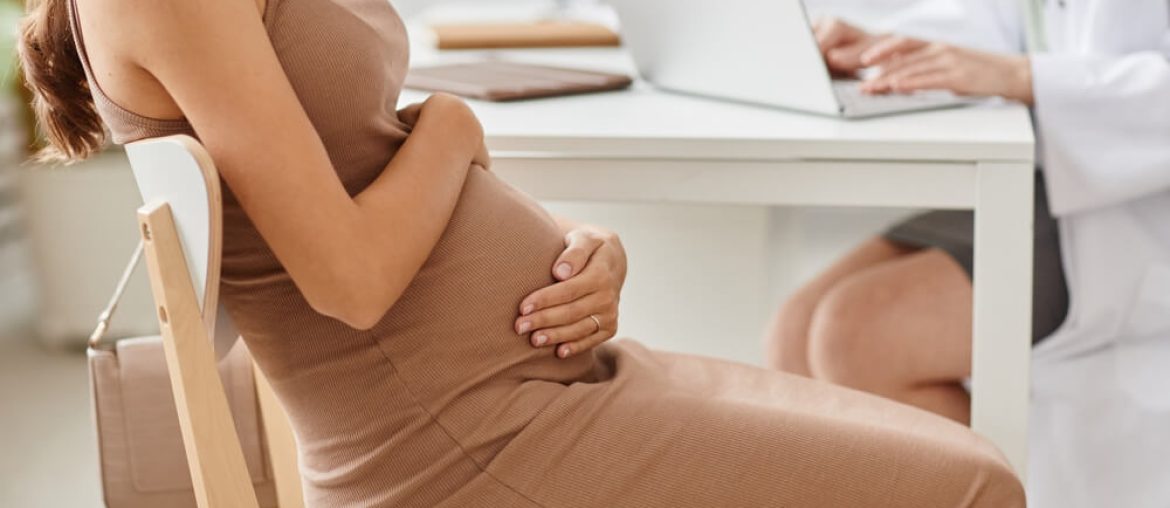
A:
[402,46,1035,474]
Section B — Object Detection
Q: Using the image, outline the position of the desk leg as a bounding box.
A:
[971,162,1033,477]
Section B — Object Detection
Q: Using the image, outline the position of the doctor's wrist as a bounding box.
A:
[1007,55,1035,106]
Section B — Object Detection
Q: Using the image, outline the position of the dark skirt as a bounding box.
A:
[884,172,1069,345]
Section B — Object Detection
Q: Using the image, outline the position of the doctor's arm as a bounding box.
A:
[808,0,1028,98]
[814,19,1032,102]
[822,17,1170,216]
[813,0,1024,75]
[857,37,1033,103]
[874,43,1170,215]
[819,15,1170,214]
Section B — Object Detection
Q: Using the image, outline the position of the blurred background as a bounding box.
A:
[0,0,957,505]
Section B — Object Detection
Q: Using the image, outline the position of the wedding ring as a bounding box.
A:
[589,314,602,334]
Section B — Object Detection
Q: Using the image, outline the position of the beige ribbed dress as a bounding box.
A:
[70,0,1025,505]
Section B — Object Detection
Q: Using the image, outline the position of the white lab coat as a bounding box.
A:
[898,1,1170,506]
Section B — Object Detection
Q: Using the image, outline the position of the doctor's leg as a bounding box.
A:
[806,247,974,423]
[766,238,975,423]
[765,237,915,375]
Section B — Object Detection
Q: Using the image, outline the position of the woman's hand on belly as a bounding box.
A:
[514,224,628,358]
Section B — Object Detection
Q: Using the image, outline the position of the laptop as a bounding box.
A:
[608,0,971,118]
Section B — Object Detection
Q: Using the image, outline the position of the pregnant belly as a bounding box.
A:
[223,168,602,493]
[371,168,599,403]
[365,169,601,468]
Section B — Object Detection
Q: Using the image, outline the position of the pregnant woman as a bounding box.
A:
[21,0,1023,506]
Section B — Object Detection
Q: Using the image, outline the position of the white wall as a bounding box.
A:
[19,152,158,349]
[0,186,34,337]
[0,95,32,338]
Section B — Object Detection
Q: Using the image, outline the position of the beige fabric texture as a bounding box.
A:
[73,0,1026,505]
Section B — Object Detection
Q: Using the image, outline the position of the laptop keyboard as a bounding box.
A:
[832,81,964,117]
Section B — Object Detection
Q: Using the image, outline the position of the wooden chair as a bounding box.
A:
[127,135,305,508]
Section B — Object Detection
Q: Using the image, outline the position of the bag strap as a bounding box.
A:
[88,240,145,349]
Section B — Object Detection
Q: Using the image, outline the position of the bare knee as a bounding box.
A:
[764,291,820,375]
[806,275,898,392]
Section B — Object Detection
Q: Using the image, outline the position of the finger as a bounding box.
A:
[556,314,617,358]
[516,291,605,335]
[825,42,871,72]
[398,103,424,126]
[553,230,605,281]
[864,58,948,93]
[813,18,838,49]
[814,17,852,52]
[518,269,600,316]
[886,72,957,94]
[868,69,954,95]
[861,36,928,67]
[872,46,938,77]
[886,63,951,92]
[529,315,600,347]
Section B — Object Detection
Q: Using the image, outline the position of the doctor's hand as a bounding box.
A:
[859,37,1034,105]
[515,225,627,359]
[813,17,890,76]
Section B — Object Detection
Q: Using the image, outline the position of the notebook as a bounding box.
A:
[404,61,634,102]
[430,21,621,50]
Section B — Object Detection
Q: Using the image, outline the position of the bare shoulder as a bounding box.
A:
[81,0,266,52]
[74,0,269,119]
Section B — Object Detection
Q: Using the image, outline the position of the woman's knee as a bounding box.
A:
[902,425,1025,507]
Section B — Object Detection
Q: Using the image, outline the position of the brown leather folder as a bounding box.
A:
[431,21,621,50]
[405,61,633,102]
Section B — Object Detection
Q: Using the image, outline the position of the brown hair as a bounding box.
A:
[18,0,107,163]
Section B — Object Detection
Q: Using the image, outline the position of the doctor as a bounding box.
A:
[768,0,1170,506]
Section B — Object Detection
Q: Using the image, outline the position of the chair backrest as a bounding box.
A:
[126,135,304,508]
[125,136,236,359]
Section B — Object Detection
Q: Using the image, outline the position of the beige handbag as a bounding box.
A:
[87,242,278,507]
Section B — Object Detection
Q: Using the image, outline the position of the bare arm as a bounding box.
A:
[101,0,481,329]
[814,18,1032,104]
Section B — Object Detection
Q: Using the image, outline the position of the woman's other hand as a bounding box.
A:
[859,37,1034,105]
[399,95,492,169]
[515,225,627,358]
[398,102,424,128]
[814,17,888,77]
